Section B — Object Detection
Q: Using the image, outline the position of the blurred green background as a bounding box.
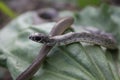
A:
[0,0,120,80]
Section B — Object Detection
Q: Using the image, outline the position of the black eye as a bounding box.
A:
[29,34,42,41]
[34,36,41,41]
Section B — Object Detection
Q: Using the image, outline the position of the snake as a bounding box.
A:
[29,31,117,49]
[16,17,117,80]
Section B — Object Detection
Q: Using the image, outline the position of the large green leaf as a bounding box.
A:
[0,5,120,80]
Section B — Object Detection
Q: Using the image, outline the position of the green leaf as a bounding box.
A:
[0,5,120,80]
[76,0,101,7]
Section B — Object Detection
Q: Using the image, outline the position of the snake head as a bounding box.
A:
[29,33,49,44]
